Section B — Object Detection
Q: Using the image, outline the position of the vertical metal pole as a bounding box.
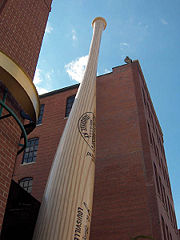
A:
[0,89,7,117]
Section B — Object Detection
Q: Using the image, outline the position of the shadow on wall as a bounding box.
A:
[0,180,40,240]
[130,236,154,240]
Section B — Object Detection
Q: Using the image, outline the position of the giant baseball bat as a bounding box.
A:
[33,17,106,240]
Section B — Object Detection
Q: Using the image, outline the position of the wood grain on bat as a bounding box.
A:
[33,17,106,240]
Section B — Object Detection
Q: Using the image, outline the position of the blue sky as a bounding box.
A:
[34,0,180,228]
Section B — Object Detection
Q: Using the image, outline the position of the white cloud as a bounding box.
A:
[120,42,129,47]
[34,68,42,85]
[72,29,77,41]
[160,18,168,25]
[103,68,111,74]
[45,22,53,34]
[45,70,54,81]
[33,68,53,94]
[120,42,129,49]
[120,42,130,51]
[36,86,49,94]
[65,55,89,82]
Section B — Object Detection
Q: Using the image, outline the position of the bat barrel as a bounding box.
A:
[33,17,106,240]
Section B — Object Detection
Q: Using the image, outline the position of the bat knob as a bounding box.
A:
[92,17,107,30]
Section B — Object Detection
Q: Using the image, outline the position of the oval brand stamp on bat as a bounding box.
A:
[78,112,96,152]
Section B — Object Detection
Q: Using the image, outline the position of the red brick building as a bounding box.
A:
[0,0,52,230]
[13,61,179,239]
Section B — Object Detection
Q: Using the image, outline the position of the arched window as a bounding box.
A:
[19,177,33,193]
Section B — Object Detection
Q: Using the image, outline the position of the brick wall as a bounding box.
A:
[13,63,179,239]
[0,0,52,79]
[0,0,53,231]
[13,86,79,201]
[0,0,53,232]
[90,64,153,239]
[0,87,23,230]
[132,62,179,240]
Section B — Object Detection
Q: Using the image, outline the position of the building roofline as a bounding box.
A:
[133,60,163,138]
[97,61,139,78]
[39,61,163,137]
[40,62,139,98]
[39,83,79,98]
[112,60,139,70]
[39,61,138,96]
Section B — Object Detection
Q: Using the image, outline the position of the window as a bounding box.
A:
[153,163,160,194]
[65,95,75,117]
[156,145,159,159]
[167,197,172,221]
[142,88,147,106]
[172,209,177,229]
[161,216,166,240]
[170,205,173,225]
[19,177,33,193]
[160,158,163,170]
[37,104,45,125]
[0,0,7,12]
[147,121,152,144]
[169,233,172,240]
[22,138,39,164]
[162,185,168,211]
[152,134,155,151]
[165,225,170,240]
[159,176,163,200]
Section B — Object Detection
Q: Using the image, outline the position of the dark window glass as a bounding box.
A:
[159,177,164,202]
[161,216,167,240]
[142,88,147,106]
[37,104,45,125]
[153,163,160,194]
[0,0,7,12]
[152,134,155,150]
[162,185,168,211]
[22,138,39,164]
[173,210,177,228]
[147,121,152,144]
[167,197,172,221]
[19,177,33,193]
[166,225,170,240]
[169,233,172,240]
[65,95,75,117]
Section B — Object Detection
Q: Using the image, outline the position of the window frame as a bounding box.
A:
[22,138,39,164]
[0,0,7,13]
[65,95,76,117]
[19,177,33,193]
[36,104,45,125]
